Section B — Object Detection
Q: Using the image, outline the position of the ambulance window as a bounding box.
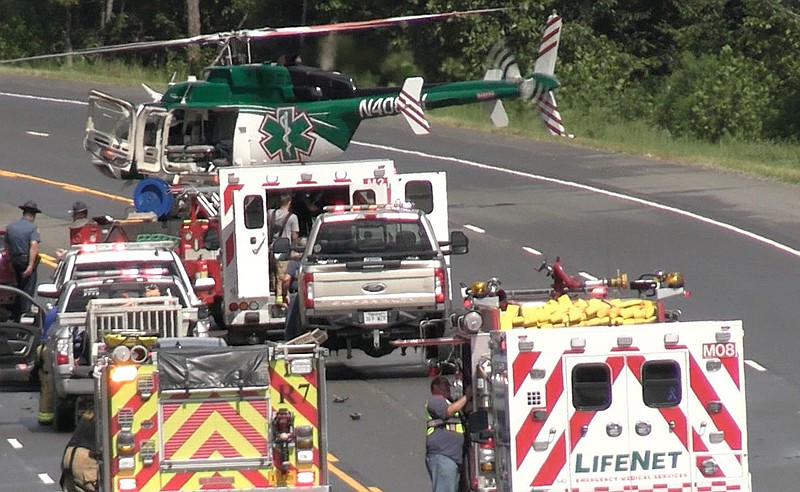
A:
[243,195,264,229]
[352,189,375,205]
[405,181,433,214]
[571,363,611,411]
[641,360,682,408]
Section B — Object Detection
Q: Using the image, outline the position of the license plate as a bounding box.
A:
[363,311,388,325]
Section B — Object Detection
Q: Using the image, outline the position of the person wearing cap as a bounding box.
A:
[69,201,95,229]
[4,200,42,323]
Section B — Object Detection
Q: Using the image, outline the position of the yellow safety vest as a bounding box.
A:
[425,399,464,436]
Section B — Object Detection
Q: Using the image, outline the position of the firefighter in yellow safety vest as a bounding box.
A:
[425,375,469,492]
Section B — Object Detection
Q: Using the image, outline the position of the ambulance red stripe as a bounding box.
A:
[511,350,540,396]
[721,356,740,389]
[687,355,742,450]
[514,356,563,469]
[531,433,567,486]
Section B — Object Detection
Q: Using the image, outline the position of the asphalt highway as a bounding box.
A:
[1,72,800,491]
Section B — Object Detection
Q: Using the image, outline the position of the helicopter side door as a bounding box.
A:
[134,106,169,176]
[85,90,137,175]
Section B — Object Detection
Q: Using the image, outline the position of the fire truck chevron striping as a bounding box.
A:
[95,339,330,491]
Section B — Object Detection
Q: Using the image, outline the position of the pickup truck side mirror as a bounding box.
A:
[446,231,469,255]
[37,283,59,298]
[467,409,491,443]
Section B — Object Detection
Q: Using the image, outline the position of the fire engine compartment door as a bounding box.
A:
[157,346,272,470]
[564,351,691,489]
[389,172,449,249]
[86,90,136,170]
[227,178,271,298]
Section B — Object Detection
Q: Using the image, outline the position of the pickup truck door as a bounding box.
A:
[390,172,449,245]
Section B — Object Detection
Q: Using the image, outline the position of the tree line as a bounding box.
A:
[2,0,800,143]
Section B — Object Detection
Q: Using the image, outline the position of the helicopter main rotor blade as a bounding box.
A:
[243,8,506,40]
[0,8,505,65]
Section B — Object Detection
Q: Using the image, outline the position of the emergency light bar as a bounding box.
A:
[74,267,171,279]
[323,202,414,213]
[74,241,176,253]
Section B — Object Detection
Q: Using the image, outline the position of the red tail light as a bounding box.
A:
[434,268,445,304]
[302,273,314,309]
[55,337,70,366]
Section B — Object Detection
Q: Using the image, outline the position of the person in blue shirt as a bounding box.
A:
[5,200,42,322]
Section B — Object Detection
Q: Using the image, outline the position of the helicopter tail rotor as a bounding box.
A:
[484,12,571,137]
[398,77,431,135]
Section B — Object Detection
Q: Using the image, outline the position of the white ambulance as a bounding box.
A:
[214,159,450,342]
[444,270,751,492]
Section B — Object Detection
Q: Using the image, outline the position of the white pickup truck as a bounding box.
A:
[43,276,200,430]
[294,204,468,357]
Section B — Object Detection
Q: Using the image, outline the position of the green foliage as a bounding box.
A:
[654,46,775,142]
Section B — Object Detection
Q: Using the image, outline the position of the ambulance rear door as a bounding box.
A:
[389,172,449,248]
[563,349,691,490]
[219,170,272,324]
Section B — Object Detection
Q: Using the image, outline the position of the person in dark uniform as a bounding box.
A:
[68,201,95,229]
[60,410,98,492]
[5,200,42,322]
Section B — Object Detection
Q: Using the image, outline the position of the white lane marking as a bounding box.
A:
[354,141,800,259]
[0,91,87,105]
[522,246,542,256]
[6,438,22,449]
[38,473,55,484]
[745,360,768,372]
[26,131,49,137]
[463,224,485,234]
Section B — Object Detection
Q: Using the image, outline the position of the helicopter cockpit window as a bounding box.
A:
[243,195,265,229]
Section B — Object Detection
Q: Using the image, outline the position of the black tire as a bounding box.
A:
[53,397,75,433]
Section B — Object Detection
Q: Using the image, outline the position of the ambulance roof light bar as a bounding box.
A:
[75,241,175,253]
[323,202,414,213]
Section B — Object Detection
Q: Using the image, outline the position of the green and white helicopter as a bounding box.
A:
[2,8,566,183]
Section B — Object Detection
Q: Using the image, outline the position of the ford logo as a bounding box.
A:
[362,282,387,293]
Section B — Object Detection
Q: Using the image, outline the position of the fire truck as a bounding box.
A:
[421,259,751,492]
[73,158,452,343]
[92,333,330,491]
